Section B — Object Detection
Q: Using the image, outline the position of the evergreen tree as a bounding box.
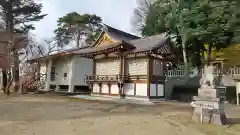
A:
[134,0,239,73]
[0,0,46,93]
[54,12,102,47]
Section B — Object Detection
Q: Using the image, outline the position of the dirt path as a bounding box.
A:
[0,94,239,135]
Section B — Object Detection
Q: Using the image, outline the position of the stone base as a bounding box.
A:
[192,106,226,125]
[198,88,218,98]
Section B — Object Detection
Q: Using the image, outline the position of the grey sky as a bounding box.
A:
[33,0,139,39]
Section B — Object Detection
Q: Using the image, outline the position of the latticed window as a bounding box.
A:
[50,67,56,81]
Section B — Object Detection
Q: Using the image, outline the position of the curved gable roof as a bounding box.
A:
[104,24,140,41]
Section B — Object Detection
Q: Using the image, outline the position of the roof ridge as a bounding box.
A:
[128,32,168,42]
[103,24,140,39]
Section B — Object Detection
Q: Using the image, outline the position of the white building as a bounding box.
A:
[28,47,92,93]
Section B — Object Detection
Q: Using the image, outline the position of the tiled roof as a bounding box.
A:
[27,46,90,62]
[72,32,170,55]
[104,25,140,41]
[127,32,169,53]
[28,25,171,62]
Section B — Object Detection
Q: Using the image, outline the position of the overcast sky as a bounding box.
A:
[33,0,139,40]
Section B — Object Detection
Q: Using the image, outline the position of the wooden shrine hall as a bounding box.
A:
[73,25,175,100]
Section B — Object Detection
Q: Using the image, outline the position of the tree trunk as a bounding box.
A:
[1,70,7,93]
[182,42,188,76]
[76,30,81,48]
[6,72,13,96]
[206,44,212,64]
[12,50,19,92]
[5,0,16,95]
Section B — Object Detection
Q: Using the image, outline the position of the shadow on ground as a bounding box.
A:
[227,118,240,125]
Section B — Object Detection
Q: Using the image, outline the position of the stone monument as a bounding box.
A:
[191,63,226,125]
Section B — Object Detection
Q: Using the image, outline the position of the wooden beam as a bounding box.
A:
[147,56,153,97]
[119,54,124,76]
[92,59,96,76]
[108,83,111,96]
[156,84,158,97]
[92,58,96,95]
[134,82,136,96]
[99,83,102,94]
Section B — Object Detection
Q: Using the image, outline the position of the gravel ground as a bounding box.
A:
[0,93,239,135]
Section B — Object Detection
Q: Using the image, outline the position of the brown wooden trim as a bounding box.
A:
[92,59,96,76]
[125,95,149,99]
[151,56,163,60]
[160,60,164,76]
[99,83,102,94]
[124,80,147,83]
[123,56,126,75]
[156,84,158,97]
[108,83,111,96]
[150,96,165,99]
[162,60,166,77]
[151,81,165,83]
[147,56,153,97]
[125,55,149,60]
[120,55,124,75]
[92,92,120,96]
[134,82,136,96]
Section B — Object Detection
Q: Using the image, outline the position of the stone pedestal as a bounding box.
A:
[191,88,226,125]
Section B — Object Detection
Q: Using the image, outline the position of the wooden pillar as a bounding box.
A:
[147,56,153,97]
[119,55,124,75]
[108,83,111,95]
[119,55,125,96]
[134,81,136,96]
[99,83,102,94]
[92,59,96,76]
[162,60,166,77]
[91,59,96,94]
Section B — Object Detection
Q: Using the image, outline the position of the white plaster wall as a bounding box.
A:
[39,62,47,74]
[150,84,157,96]
[157,84,164,97]
[123,83,134,96]
[53,58,71,85]
[153,60,163,76]
[136,83,147,96]
[125,58,148,75]
[72,56,92,86]
[93,83,100,93]
[38,61,48,90]
[110,84,119,94]
[96,59,120,75]
[102,84,109,94]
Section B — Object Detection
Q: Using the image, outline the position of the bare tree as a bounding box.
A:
[19,37,63,93]
[132,0,152,33]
